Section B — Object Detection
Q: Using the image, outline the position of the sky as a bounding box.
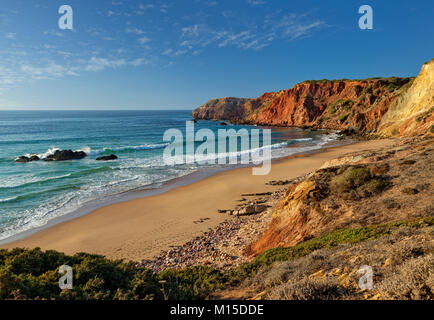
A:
[0,0,433,110]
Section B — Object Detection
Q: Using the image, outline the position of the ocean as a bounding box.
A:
[0,110,338,242]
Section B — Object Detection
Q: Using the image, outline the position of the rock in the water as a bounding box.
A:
[29,155,40,161]
[219,122,228,126]
[15,156,30,163]
[15,155,40,163]
[43,150,87,161]
[96,154,118,161]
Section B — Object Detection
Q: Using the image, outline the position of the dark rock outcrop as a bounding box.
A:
[15,155,40,163]
[96,154,118,161]
[15,156,30,163]
[43,150,87,161]
[29,155,40,161]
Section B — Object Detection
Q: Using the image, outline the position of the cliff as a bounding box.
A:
[192,60,434,136]
[247,136,434,256]
[378,59,434,136]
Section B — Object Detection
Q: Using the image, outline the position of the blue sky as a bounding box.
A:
[0,0,433,109]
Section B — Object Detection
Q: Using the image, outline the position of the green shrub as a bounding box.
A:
[329,105,336,114]
[339,114,349,123]
[358,178,392,197]
[330,166,391,198]
[331,167,372,192]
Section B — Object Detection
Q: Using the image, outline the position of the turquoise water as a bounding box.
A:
[0,110,336,241]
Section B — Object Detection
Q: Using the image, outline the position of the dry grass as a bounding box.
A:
[246,224,434,300]
[377,254,434,300]
[267,277,348,300]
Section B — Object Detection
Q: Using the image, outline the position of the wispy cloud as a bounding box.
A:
[247,0,265,5]
[173,11,325,54]
[21,63,79,79]
[138,36,151,45]
[126,27,146,35]
[5,32,16,39]
[270,13,325,40]
[85,57,148,72]
[43,29,64,37]
[85,57,127,72]
[0,2,328,98]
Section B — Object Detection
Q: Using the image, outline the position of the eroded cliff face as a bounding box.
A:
[193,60,434,136]
[378,60,434,136]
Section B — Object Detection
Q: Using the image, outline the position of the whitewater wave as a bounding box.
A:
[0,174,73,190]
[0,196,18,203]
[12,138,316,162]
[101,143,170,154]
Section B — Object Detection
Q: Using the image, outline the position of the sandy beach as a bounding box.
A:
[1,139,396,262]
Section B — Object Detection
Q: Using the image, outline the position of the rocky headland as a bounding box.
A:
[193,59,434,138]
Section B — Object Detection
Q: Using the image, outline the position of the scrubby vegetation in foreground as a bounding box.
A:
[0,217,433,300]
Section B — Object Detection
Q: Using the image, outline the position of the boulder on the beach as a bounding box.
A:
[43,150,87,161]
[236,204,267,216]
[96,154,118,161]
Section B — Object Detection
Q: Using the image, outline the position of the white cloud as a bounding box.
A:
[20,63,78,80]
[218,31,253,48]
[43,30,64,37]
[271,14,325,40]
[126,27,146,35]
[130,58,146,67]
[139,4,154,10]
[160,4,169,13]
[247,0,265,5]
[107,10,121,17]
[138,36,151,44]
[174,49,187,56]
[85,57,148,72]
[162,48,174,56]
[182,25,202,37]
[5,32,16,39]
[85,58,127,72]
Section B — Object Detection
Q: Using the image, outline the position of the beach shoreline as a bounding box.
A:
[0,138,396,262]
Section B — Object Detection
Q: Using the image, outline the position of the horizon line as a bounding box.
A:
[0,107,195,111]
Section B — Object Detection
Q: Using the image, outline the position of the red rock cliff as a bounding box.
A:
[192,61,434,135]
